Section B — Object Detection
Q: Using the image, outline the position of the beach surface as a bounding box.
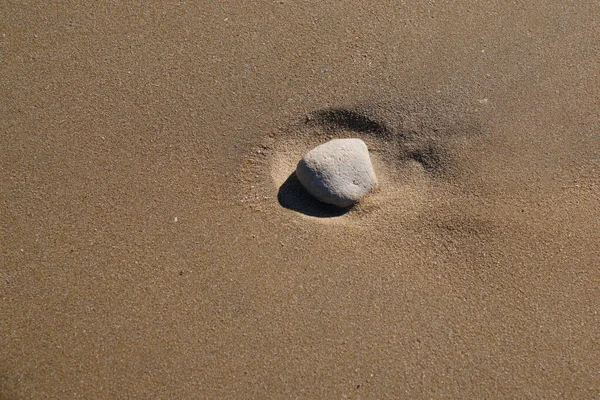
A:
[1,2,599,398]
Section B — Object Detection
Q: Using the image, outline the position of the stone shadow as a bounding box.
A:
[277,172,350,218]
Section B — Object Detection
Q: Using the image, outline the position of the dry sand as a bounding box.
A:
[1,2,599,398]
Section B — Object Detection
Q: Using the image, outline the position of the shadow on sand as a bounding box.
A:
[277,173,350,218]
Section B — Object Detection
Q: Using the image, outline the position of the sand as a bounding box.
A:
[1,2,599,398]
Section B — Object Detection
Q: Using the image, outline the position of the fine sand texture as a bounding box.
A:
[1,2,599,399]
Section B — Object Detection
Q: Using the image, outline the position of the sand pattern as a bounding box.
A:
[1,2,599,399]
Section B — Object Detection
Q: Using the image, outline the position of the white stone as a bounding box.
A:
[296,138,378,207]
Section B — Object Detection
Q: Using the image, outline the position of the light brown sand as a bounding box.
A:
[1,2,599,398]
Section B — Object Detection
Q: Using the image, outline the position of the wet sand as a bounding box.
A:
[1,2,599,398]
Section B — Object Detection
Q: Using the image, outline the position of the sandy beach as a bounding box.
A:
[1,2,599,398]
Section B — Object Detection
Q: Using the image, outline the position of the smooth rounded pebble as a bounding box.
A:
[296,138,378,207]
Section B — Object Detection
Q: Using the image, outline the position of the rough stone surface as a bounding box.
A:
[296,138,378,207]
